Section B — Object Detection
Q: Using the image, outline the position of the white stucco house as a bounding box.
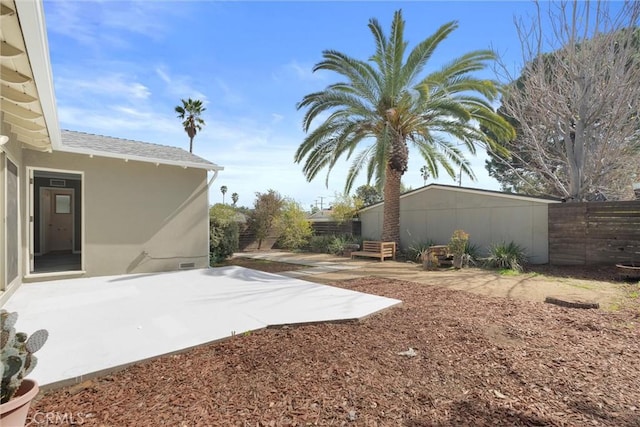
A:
[358,184,561,264]
[0,0,223,304]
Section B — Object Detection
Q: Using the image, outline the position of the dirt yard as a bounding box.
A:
[30,274,640,426]
[224,254,637,311]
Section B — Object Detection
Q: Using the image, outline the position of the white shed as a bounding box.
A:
[358,184,561,264]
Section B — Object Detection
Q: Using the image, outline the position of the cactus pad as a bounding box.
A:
[26,329,48,353]
[0,310,18,331]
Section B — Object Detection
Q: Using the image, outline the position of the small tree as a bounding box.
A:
[493,1,640,200]
[277,200,313,250]
[220,185,228,204]
[231,192,239,206]
[330,192,363,224]
[354,185,382,207]
[249,190,285,249]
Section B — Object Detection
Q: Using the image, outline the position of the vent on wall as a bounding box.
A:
[50,179,66,187]
[179,262,196,269]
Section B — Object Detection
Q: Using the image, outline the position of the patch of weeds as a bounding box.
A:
[628,290,639,299]
[566,282,597,290]
[498,269,521,276]
[606,302,621,311]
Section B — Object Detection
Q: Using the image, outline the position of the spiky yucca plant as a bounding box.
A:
[485,241,528,272]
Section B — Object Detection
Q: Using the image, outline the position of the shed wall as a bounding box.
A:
[359,188,552,264]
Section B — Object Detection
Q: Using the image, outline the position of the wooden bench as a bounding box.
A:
[351,241,396,261]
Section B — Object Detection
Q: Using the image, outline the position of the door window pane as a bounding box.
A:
[55,194,71,214]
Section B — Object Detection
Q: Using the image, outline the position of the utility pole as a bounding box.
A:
[318,196,327,210]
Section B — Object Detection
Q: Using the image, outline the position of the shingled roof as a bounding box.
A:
[59,130,222,171]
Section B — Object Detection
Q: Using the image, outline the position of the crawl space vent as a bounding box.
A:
[179,262,196,269]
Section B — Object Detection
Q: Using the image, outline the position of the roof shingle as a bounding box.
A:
[59,130,221,170]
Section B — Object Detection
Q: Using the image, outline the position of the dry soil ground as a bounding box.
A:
[28,256,640,426]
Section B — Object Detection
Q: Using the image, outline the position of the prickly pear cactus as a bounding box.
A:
[1,309,48,404]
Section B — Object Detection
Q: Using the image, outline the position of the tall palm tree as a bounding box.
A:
[231,192,239,206]
[295,10,514,245]
[175,98,206,153]
[420,165,430,186]
[220,185,228,204]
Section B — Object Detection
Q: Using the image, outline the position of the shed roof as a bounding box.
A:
[59,130,222,171]
[359,183,561,213]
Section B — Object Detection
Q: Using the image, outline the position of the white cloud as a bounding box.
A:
[273,60,327,84]
[155,66,208,103]
[214,78,244,107]
[45,0,179,48]
[56,74,151,100]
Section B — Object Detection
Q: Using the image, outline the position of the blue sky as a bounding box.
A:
[43,0,540,209]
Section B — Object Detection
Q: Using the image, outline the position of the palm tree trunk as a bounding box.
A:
[189,137,194,153]
[381,165,402,246]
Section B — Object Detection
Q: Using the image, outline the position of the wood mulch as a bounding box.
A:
[29,276,640,426]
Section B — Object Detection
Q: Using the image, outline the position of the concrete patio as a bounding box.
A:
[3,267,401,389]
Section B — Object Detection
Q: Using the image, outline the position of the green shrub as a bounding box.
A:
[209,204,240,264]
[447,229,469,256]
[276,200,313,250]
[308,234,361,254]
[327,235,348,255]
[328,234,362,255]
[309,235,334,253]
[484,241,527,272]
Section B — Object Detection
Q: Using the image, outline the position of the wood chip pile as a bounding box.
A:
[30,278,640,426]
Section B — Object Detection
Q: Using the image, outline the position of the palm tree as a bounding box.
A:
[175,98,206,153]
[220,185,228,204]
[420,165,430,186]
[295,10,514,245]
[231,192,239,206]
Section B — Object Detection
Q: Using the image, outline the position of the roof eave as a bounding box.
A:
[359,184,561,213]
[14,0,62,150]
[57,145,224,171]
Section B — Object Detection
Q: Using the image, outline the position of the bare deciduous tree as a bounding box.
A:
[494,1,640,201]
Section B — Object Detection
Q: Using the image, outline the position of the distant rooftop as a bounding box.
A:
[308,209,334,222]
[59,130,222,171]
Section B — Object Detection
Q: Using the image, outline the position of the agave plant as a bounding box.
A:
[484,241,528,272]
[1,310,48,403]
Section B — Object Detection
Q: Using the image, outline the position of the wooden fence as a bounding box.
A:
[311,220,361,236]
[548,201,640,265]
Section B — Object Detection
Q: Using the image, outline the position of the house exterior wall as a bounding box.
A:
[1,120,26,302]
[22,149,210,277]
[359,187,555,264]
